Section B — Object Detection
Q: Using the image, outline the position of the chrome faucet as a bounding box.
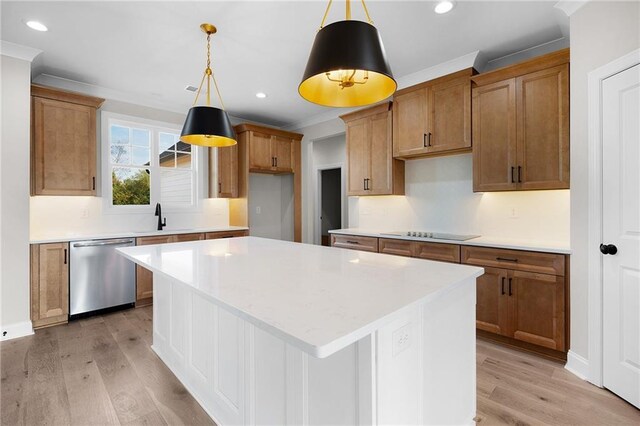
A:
[155,203,167,231]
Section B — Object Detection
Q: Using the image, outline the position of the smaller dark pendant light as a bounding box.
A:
[181,23,236,147]
[299,0,396,107]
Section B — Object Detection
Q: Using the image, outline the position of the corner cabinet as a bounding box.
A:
[341,102,404,196]
[472,49,569,192]
[31,85,105,196]
[30,243,69,329]
[393,68,473,159]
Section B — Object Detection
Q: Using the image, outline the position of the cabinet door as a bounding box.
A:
[30,243,69,328]
[174,233,205,242]
[368,111,394,195]
[346,117,370,195]
[392,89,428,157]
[413,242,460,263]
[516,64,569,190]
[475,267,510,336]
[249,131,273,171]
[428,76,471,153]
[272,136,293,172]
[32,97,96,195]
[378,238,413,257]
[508,270,565,351]
[205,230,249,239]
[135,236,173,306]
[472,79,517,192]
[214,145,238,198]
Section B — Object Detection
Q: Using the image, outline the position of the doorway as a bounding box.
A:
[318,168,342,246]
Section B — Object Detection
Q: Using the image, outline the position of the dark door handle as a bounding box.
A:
[64,248,67,265]
[275,157,278,167]
[92,177,96,190]
[508,278,513,296]
[501,277,505,295]
[423,133,428,148]
[600,244,618,255]
[518,166,522,183]
[496,257,518,262]
[346,240,360,245]
[363,178,366,190]
[218,182,222,194]
[511,167,515,183]
[427,132,432,147]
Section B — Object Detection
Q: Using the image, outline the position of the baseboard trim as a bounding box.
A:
[1,321,34,341]
[565,350,589,380]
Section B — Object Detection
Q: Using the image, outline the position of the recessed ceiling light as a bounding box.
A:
[185,85,198,92]
[25,20,48,32]
[434,1,455,14]
[255,92,267,99]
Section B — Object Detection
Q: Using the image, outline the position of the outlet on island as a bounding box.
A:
[392,323,412,357]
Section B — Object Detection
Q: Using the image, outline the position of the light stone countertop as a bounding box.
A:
[29,226,249,244]
[117,236,483,358]
[329,228,572,255]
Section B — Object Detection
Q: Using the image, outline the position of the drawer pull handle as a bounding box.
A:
[496,257,518,262]
[64,248,67,265]
[346,240,360,245]
[508,277,513,296]
[501,277,505,295]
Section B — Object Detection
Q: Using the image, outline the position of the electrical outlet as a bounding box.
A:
[81,209,89,218]
[509,207,519,219]
[392,323,411,357]
[256,206,261,214]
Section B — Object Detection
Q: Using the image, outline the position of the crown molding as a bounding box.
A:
[31,73,258,125]
[283,50,479,132]
[555,1,589,16]
[0,40,42,62]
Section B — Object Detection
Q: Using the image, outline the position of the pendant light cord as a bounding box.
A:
[192,31,226,110]
[319,0,373,30]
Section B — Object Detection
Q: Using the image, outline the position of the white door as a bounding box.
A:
[602,63,640,409]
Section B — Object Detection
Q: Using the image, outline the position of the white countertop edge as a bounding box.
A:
[117,245,483,359]
[329,229,572,255]
[30,226,249,244]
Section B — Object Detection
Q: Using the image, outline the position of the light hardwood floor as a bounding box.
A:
[1,307,638,425]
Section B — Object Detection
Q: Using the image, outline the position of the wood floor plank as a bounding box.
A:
[21,328,72,426]
[0,335,32,425]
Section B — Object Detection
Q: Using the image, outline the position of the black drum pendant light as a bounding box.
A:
[299,0,396,107]
[181,23,236,147]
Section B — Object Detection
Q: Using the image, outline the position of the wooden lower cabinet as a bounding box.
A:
[30,243,69,329]
[330,234,379,252]
[463,246,568,358]
[378,238,413,257]
[413,241,460,263]
[205,230,249,239]
[174,233,205,242]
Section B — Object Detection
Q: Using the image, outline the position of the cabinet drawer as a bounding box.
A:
[205,230,249,239]
[379,238,413,257]
[461,246,564,276]
[414,242,461,263]
[174,233,204,242]
[331,235,378,253]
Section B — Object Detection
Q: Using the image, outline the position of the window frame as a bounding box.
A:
[101,111,205,215]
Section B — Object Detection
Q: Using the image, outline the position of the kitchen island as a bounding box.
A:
[117,237,483,425]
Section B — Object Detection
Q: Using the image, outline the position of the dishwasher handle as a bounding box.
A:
[73,239,134,248]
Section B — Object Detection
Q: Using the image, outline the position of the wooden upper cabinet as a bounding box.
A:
[210,145,238,198]
[472,79,517,192]
[393,68,473,159]
[30,243,69,329]
[244,127,297,174]
[516,64,570,190]
[471,49,569,192]
[341,102,404,196]
[346,117,370,195]
[249,131,273,171]
[31,85,104,196]
[393,88,429,157]
[429,75,472,154]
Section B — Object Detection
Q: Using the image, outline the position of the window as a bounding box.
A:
[103,113,200,212]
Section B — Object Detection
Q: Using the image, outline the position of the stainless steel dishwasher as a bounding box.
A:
[70,238,136,318]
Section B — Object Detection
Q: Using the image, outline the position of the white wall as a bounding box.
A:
[355,154,570,242]
[0,54,33,336]
[249,173,294,241]
[569,1,640,361]
[29,98,230,240]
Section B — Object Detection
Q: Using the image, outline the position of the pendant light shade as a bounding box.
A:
[181,106,236,147]
[181,23,237,147]
[299,2,396,107]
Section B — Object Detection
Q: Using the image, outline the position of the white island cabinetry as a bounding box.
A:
[118,237,482,425]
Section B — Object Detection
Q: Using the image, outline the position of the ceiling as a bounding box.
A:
[1,1,568,127]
